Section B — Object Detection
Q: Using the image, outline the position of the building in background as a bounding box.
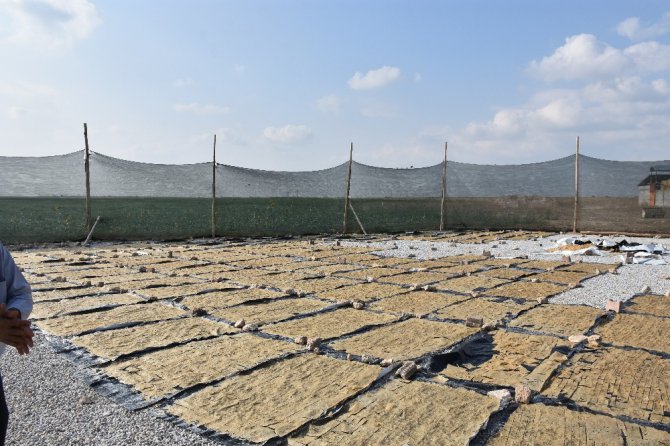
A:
[639,166,670,218]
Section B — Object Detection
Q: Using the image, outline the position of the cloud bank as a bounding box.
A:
[0,0,101,49]
[348,66,401,90]
[263,124,313,143]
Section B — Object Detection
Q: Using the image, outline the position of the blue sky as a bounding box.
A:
[1,0,669,170]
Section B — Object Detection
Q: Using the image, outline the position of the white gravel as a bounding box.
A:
[2,233,669,445]
[343,232,670,309]
[2,332,221,446]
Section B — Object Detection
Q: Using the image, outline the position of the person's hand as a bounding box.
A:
[3,308,21,320]
[0,304,33,355]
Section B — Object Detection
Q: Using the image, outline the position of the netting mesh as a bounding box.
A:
[1,151,85,196]
[2,151,666,198]
[1,150,669,243]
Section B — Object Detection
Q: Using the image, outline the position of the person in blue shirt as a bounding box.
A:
[0,244,34,446]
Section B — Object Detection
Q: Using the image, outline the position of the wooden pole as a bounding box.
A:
[211,134,217,238]
[572,136,580,233]
[349,202,367,235]
[343,142,353,234]
[83,216,100,246]
[439,141,448,231]
[83,123,92,232]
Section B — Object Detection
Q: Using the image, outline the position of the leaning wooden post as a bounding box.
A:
[83,123,92,232]
[211,134,217,238]
[439,141,448,231]
[343,142,353,234]
[572,136,580,233]
[83,216,100,246]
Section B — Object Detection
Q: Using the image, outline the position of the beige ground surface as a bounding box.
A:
[36,302,187,337]
[289,380,500,446]
[430,263,485,276]
[434,297,535,322]
[32,287,103,302]
[102,276,204,290]
[296,263,360,276]
[262,308,397,340]
[171,263,237,276]
[439,330,570,389]
[31,281,91,291]
[104,334,298,399]
[72,317,236,360]
[334,266,405,280]
[434,275,510,293]
[288,277,360,294]
[316,282,408,302]
[484,281,568,300]
[508,304,605,336]
[134,282,232,300]
[596,312,670,353]
[477,268,531,280]
[13,233,669,445]
[179,288,284,311]
[543,347,670,424]
[623,293,670,317]
[330,318,477,360]
[489,404,670,446]
[89,272,166,284]
[529,270,595,284]
[516,260,568,270]
[379,271,450,286]
[32,293,144,319]
[208,297,329,325]
[369,291,468,316]
[561,262,611,274]
[168,354,380,444]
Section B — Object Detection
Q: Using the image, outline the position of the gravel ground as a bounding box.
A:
[2,331,221,446]
[343,232,670,308]
[2,233,669,445]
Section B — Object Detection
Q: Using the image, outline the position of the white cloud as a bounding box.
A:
[0,0,100,50]
[188,126,247,147]
[4,106,27,119]
[262,124,312,143]
[173,78,195,88]
[316,94,341,112]
[623,41,670,72]
[172,102,230,115]
[652,79,670,95]
[348,66,401,90]
[437,74,670,162]
[0,80,60,120]
[529,34,628,82]
[616,13,670,40]
[529,33,670,83]
[0,80,59,98]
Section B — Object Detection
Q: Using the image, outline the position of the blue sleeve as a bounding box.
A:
[1,244,33,320]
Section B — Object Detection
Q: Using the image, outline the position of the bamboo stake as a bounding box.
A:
[439,141,448,231]
[572,136,580,233]
[211,134,217,238]
[83,123,91,231]
[83,216,100,246]
[349,202,367,235]
[343,142,353,234]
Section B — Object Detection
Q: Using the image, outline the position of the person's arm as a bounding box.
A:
[1,246,33,320]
